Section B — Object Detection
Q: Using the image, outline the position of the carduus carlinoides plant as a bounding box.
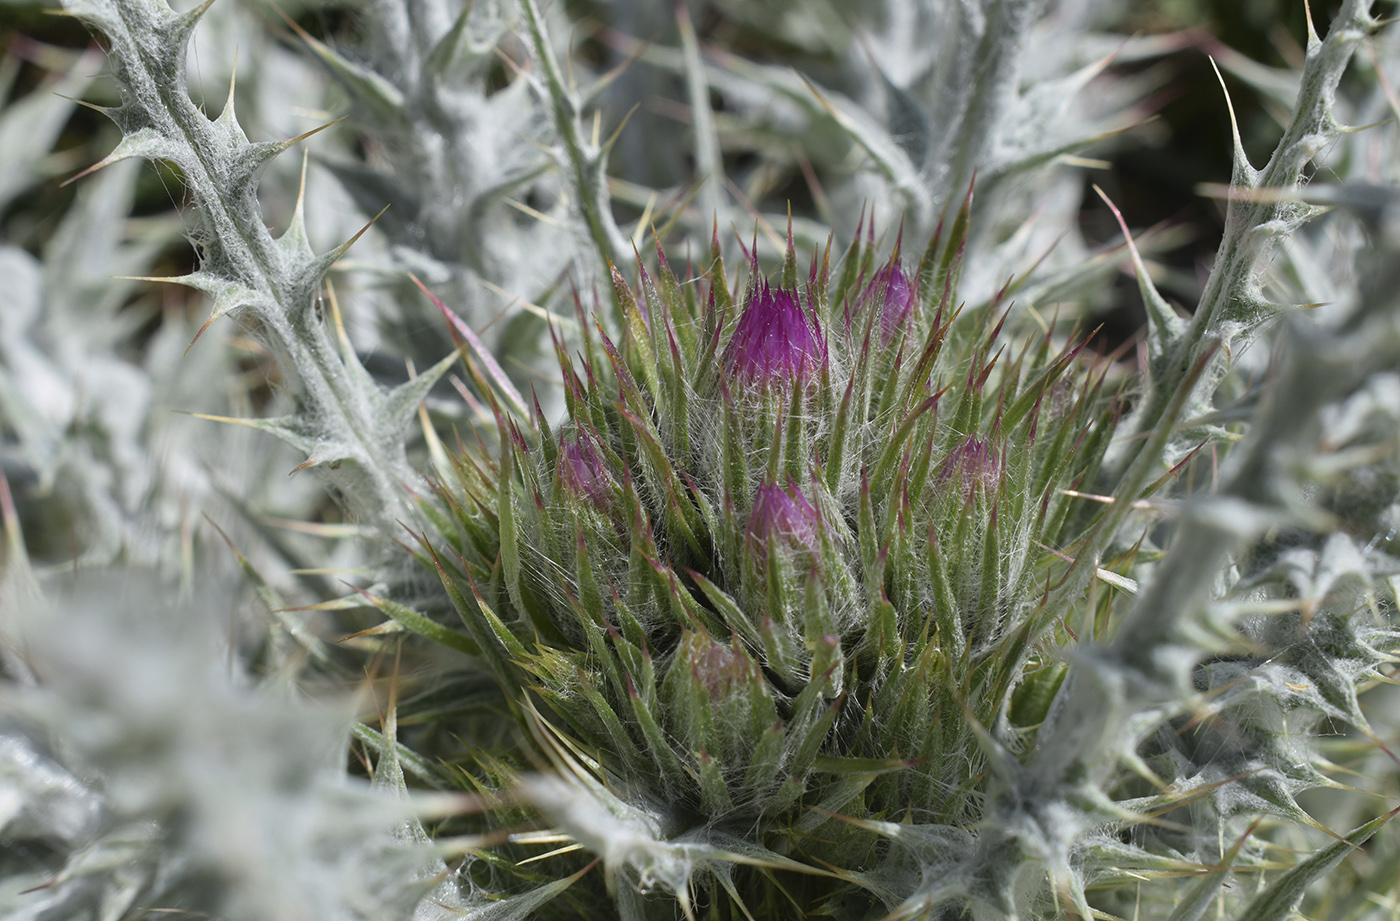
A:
[12,0,1400,919]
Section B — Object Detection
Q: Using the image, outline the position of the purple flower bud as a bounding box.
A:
[722,283,827,392]
[557,430,614,507]
[746,480,822,559]
[684,632,760,704]
[937,435,1002,501]
[878,263,916,340]
[852,262,918,344]
[665,629,777,767]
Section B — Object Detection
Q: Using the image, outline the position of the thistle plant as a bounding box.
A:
[402,209,1127,916]
[6,0,1400,919]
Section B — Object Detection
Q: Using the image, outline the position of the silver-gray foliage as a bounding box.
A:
[0,572,454,921]
[4,0,1400,918]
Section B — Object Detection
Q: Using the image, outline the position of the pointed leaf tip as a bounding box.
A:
[186,314,218,355]
[1208,56,1252,175]
[337,203,391,256]
[276,114,348,153]
[1092,184,1184,359]
[409,273,529,419]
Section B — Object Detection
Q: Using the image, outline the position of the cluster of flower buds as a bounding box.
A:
[425,208,1114,914]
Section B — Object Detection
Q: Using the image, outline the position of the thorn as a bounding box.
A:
[60,150,121,188]
[53,92,111,116]
[325,278,354,356]
[1208,56,1250,172]
[330,202,391,261]
[202,512,245,561]
[16,882,55,896]
[181,410,267,429]
[112,274,191,284]
[274,3,317,46]
[277,114,348,152]
[1093,184,1157,291]
[723,180,784,254]
[222,44,238,117]
[1347,113,1398,136]
[601,101,641,155]
[591,33,651,98]
[1361,724,1400,771]
[504,195,565,228]
[1195,182,1294,204]
[651,179,706,249]
[410,273,529,419]
[792,142,832,225]
[186,313,218,355]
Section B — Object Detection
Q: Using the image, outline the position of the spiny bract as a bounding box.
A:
[417,205,1122,918]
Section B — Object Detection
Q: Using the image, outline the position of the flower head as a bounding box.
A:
[682,631,761,704]
[663,629,778,793]
[722,283,827,392]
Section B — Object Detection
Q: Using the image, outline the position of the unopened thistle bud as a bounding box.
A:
[557,429,615,509]
[722,283,827,393]
[938,435,1002,503]
[662,628,779,812]
[746,479,823,561]
[685,630,765,708]
[854,261,918,344]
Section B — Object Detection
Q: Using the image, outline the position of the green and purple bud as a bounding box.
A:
[938,435,1002,503]
[557,429,615,508]
[550,427,628,568]
[741,478,852,662]
[662,629,779,809]
[852,261,919,345]
[746,479,823,561]
[685,630,766,708]
[722,283,827,393]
